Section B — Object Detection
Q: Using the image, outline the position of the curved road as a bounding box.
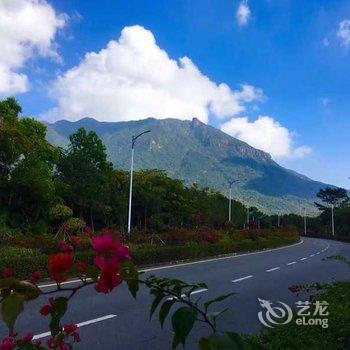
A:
[4,237,350,349]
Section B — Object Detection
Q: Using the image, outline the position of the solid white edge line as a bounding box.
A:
[266,267,280,272]
[33,314,117,340]
[300,257,307,261]
[287,261,297,265]
[232,275,253,283]
[39,239,305,289]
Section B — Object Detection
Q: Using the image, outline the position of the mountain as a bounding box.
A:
[45,117,328,215]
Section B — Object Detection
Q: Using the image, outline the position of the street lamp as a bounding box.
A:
[303,207,307,235]
[228,180,239,222]
[246,206,250,229]
[331,204,335,236]
[127,130,151,234]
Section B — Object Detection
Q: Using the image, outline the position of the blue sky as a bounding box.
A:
[1,0,349,187]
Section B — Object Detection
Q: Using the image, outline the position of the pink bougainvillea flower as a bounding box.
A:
[63,324,77,334]
[95,256,122,293]
[49,253,73,283]
[40,298,55,316]
[0,337,13,350]
[2,268,13,278]
[16,333,34,346]
[115,244,131,261]
[91,231,119,255]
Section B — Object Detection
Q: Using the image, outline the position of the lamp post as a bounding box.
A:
[331,204,335,236]
[127,130,151,235]
[228,180,238,222]
[246,206,250,229]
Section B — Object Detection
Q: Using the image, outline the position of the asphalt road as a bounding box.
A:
[2,237,350,349]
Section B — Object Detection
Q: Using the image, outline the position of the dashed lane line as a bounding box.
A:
[266,267,280,272]
[232,275,253,283]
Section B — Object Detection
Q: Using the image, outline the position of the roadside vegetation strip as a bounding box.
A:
[1,231,301,281]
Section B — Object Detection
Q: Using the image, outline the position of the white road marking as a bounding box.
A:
[166,288,208,300]
[32,314,117,340]
[232,275,253,283]
[300,257,307,261]
[287,261,297,265]
[316,252,320,255]
[39,240,304,289]
[266,267,280,272]
[310,254,315,257]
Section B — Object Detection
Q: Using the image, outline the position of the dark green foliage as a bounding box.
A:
[244,281,350,350]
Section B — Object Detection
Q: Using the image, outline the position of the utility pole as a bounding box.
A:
[228,180,238,222]
[303,207,307,235]
[127,130,151,235]
[246,207,250,229]
[277,213,280,227]
[331,204,335,236]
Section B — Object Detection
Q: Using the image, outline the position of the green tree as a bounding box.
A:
[0,98,58,228]
[56,128,113,229]
[315,186,349,211]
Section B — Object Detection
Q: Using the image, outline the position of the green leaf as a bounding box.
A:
[86,265,100,281]
[0,278,17,290]
[120,260,139,298]
[1,293,24,330]
[199,332,245,350]
[204,292,235,311]
[207,309,228,328]
[49,297,68,336]
[159,299,176,328]
[150,291,164,319]
[171,306,197,349]
[13,281,40,301]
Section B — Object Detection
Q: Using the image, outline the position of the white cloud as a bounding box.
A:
[44,25,263,122]
[337,19,350,47]
[236,0,251,26]
[0,0,67,95]
[322,38,329,47]
[220,116,312,159]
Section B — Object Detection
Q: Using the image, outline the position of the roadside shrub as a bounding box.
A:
[0,246,40,258]
[59,217,86,235]
[49,204,73,223]
[198,228,220,243]
[162,228,197,244]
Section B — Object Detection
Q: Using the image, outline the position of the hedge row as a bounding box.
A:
[0,234,299,279]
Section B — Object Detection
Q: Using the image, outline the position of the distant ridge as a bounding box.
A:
[45,117,329,215]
